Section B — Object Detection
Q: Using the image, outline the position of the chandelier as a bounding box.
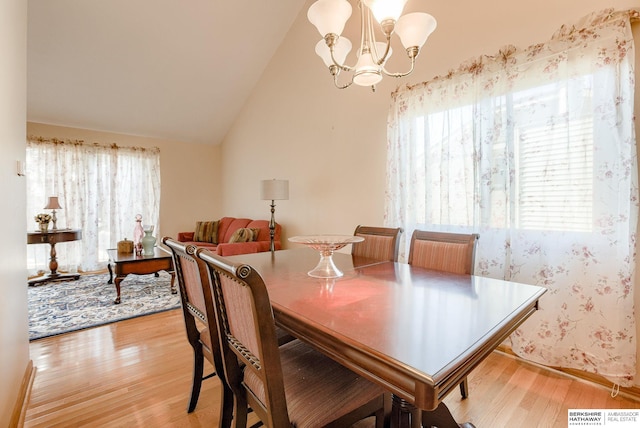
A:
[308,0,437,91]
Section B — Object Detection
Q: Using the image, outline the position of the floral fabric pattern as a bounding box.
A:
[26,138,161,273]
[386,9,638,385]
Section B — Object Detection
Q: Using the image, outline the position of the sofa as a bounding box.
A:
[177,216,282,256]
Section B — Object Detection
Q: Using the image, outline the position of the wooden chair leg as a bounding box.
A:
[219,383,235,428]
[459,377,469,399]
[231,392,248,428]
[187,348,204,412]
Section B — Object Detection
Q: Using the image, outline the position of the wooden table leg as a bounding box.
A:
[112,269,175,304]
[391,395,420,428]
[390,395,475,428]
[107,262,113,284]
[169,271,177,294]
[28,241,80,286]
[422,402,476,428]
[48,242,59,275]
[113,276,123,304]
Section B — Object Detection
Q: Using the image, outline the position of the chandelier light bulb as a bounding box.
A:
[353,52,383,86]
[395,12,437,51]
[308,0,352,37]
[364,0,408,24]
[315,37,353,67]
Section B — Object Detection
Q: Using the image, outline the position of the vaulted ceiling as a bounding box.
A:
[27,0,305,145]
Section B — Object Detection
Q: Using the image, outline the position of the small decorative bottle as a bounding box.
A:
[133,214,144,256]
[142,225,156,256]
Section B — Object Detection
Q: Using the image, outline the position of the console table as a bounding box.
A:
[27,228,82,286]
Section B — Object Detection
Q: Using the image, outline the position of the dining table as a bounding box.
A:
[227,247,547,428]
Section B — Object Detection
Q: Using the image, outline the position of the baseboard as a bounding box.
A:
[9,360,36,428]
[497,345,640,402]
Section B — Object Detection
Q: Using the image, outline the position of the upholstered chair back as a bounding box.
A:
[408,230,479,275]
[352,225,403,262]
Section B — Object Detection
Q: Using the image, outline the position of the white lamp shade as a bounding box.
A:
[315,37,352,67]
[261,179,289,200]
[308,0,352,37]
[353,52,382,86]
[364,0,408,23]
[395,12,437,50]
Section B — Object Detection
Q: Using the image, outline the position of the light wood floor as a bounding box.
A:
[24,309,639,428]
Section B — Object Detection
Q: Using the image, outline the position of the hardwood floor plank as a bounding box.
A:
[25,308,639,427]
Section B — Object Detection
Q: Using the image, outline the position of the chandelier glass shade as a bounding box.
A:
[308,0,437,90]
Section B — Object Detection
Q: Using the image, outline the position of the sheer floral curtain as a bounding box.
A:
[26,137,161,274]
[386,9,638,386]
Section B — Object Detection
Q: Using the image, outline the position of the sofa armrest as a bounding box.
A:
[216,241,280,257]
[177,232,194,242]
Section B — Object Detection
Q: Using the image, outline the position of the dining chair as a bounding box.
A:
[352,225,403,262]
[164,237,296,426]
[197,248,386,428]
[163,237,235,425]
[407,230,480,400]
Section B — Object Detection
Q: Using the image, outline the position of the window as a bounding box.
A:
[26,138,161,274]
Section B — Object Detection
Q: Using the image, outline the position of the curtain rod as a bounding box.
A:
[27,135,160,153]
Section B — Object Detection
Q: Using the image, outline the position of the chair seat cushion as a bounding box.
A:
[244,340,383,427]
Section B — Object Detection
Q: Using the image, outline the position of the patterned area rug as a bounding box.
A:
[28,271,181,341]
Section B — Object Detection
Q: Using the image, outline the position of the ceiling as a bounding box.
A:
[27,0,305,145]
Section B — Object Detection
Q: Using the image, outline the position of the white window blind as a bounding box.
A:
[414,76,595,233]
[513,78,594,232]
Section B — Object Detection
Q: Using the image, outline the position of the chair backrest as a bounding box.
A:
[351,225,403,262]
[408,230,479,275]
[197,248,290,428]
[162,237,224,372]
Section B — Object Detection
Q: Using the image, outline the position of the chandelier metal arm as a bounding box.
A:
[333,73,354,90]
[324,33,354,72]
[327,65,353,89]
[380,47,420,78]
[372,34,392,66]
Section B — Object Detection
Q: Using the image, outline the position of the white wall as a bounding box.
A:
[0,0,29,424]
[221,0,640,382]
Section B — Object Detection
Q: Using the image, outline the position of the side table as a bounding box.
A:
[27,229,82,286]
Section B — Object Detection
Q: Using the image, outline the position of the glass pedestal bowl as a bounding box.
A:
[288,235,364,278]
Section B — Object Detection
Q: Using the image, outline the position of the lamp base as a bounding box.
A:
[269,200,276,253]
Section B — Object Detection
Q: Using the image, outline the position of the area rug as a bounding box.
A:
[28,272,181,341]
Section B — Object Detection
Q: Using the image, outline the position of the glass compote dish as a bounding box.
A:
[289,235,364,278]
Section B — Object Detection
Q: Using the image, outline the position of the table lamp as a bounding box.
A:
[44,196,62,230]
[260,179,289,253]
